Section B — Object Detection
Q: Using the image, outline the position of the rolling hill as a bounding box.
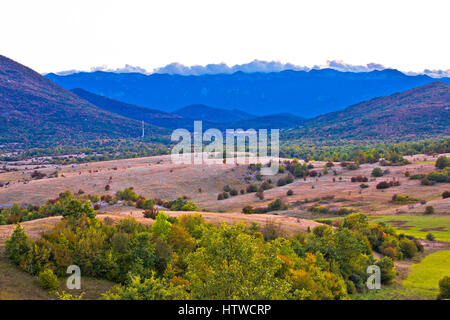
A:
[0,55,169,147]
[286,81,450,141]
[45,69,450,118]
[71,88,303,131]
[71,88,198,130]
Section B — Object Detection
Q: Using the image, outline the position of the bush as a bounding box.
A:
[426,233,435,241]
[351,176,368,183]
[424,206,435,215]
[376,181,391,189]
[229,189,238,196]
[246,183,258,193]
[267,199,288,212]
[143,206,159,219]
[242,206,254,214]
[438,276,450,299]
[371,167,383,177]
[277,176,294,186]
[421,177,435,186]
[116,187,139,202]
[360,183,369,189]
[375,257,395,284]
[391,194,419,204]
[376,181,400,189]
[399,238,418,259]
[286,189,294,196]
[255,191,264,200]
[39,269,59,292]
[435,156,450,169]
[310,205,329,214]
[223,185,231,192]
[443,191,450,199]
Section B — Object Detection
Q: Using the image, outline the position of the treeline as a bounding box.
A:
[0,139,169,165]
[0,188,198,225]
[280,138,450,163]
[5,197,420,299]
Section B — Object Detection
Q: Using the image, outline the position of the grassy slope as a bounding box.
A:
[318,215,450,241]
[402,250,450,298]
[368,216,450,241]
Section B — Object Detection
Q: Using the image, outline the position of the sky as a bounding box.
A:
[1,0,449,74]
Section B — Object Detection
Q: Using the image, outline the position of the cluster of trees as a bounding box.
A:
[280,138,450,164]
[241,198,288,214]
[6,205,407,299]
[376,180,401,190]
[390,194,420,204]
[0,191,95,225]
[0,139,169,165]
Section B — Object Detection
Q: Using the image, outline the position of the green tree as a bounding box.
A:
[5,224,30,265]
[103,274,188,300]
[152,212,172,240]
[186,224,290,299]
[438,276,450,299]
[435,156,450,169]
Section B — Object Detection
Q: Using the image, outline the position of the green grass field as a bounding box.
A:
[368,216,450,242]
[403,250,450,298]
[318,215,450,241]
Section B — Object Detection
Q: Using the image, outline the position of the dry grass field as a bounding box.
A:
[0,152,449,300]
[1,153,449,215]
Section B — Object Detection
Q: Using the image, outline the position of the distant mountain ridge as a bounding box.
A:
[71,88,304,131]
[174,104,255,123]
[45,69,450,118]
[0,55,168,147]
[286,81,450,141]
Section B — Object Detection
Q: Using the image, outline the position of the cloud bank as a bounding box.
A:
[53,60,450,78]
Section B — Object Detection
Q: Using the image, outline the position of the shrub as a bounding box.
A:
[286,189,294,196]
[223,185,231,192]
[267,199,288,212]
[424,206,434,215]
[435,156,450,169]
[375,257,395,284]
[277,176,294,186]
[255,191,264,200]
[360,183,369,189]
[242,206,254,214]
[310,205,329,214]
[426,233,435,241]
[229,188,238,196]
[376,181,400,189]
[371,167,383,177]
[105,184,111,191]
[376,181,390,189]
[421,177,435,186]
[143,206,159,219]
[246,183,258,193]
[438,276,450,299]
[443,191,450,199]
[399,238,418,259]
[39,270,59,292]
[391,194,419,204]
[351,176,368,183]
[217,193,224,200]
[116,187,139,202]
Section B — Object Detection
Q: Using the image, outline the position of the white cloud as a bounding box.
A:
[51,60,450,78]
